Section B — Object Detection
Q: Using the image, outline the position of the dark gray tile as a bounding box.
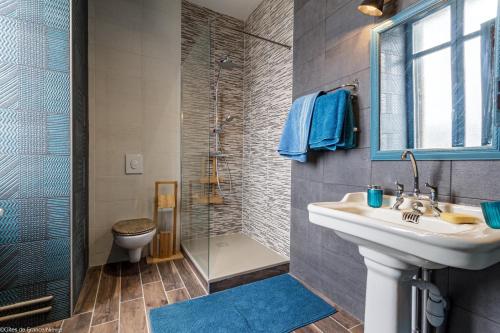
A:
[320,183,365,202]
[396,0,421,11]
[325,0,375,50]
[432,268,449,298]
[371,160,451,197]
[448,263,500,321]
[291,178,323,210]
[295,0,311,13]
[291,151,325,181]
[447,306,500,333]
[319,230,366,320]
[290,208,325,284]
[450,196,484,206]
[355,107,370,149]
[294,23,325,66]
[323,148,371,187]
[326,0,352,17]
[451,161,500,201]
[294,0,326,39]
[324,28,371,80]
[293,55,326,98]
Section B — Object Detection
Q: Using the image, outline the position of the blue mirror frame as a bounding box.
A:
[370,0,500,160]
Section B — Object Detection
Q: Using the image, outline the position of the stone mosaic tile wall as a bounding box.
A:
[242,0,293,258]
[181,0,293,259]
[0,0,73,327]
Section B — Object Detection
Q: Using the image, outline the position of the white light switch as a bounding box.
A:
[125,154,143,174]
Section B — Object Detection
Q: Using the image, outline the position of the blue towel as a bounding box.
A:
[309,89,356,151]
[278,92,323,162]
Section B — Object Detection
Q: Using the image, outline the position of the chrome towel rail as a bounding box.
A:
[324,79,360,133]
[0,295,53,313]
[0,306,52,322]
[0,295,53,322]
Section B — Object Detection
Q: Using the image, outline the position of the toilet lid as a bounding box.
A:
[112,218,156,236]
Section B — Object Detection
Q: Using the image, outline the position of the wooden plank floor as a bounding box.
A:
[35,259,363,333]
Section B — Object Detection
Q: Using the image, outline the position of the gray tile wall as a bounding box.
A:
[291,0,500,331]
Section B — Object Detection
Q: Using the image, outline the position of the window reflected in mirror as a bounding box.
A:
[379,0,498,151]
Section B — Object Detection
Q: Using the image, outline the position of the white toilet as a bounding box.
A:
[112,218,156,263]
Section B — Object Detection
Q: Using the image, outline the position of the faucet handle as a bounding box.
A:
[425,182,438,201]
[395,180,404,193]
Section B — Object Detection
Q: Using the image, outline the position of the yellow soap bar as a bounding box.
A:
[440,212,480,224]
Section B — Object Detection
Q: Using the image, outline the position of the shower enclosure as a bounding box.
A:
[180,0,293,291]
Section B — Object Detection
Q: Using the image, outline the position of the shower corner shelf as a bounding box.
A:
[196,176,225,184]
[193,194,224,205]
[189,156,226,206]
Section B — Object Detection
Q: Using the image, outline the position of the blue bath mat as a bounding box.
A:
[149,274,335,333]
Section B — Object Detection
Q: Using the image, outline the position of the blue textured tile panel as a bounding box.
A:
[0,279,70,326]
[43,0,69,31]
[19,155,43,198]
[18,0,43,24]
[19,66,44,111]
[0,199,19,244]
[43,155,70,197]
[0,0,18,18]
[46,28,69,72]
[0,154,18,199]
[0,62,18,109]
[0,243,17,289]
[44,70,70,113]
[20,198,47,242]
[47,197,70,238]
[0,15,18,64]
[18,110,47,154]
[0,109,17,154]
[0,238,71,289]
[47,113,69,154]
[19,21,46,67]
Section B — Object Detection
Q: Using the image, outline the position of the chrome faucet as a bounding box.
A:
[391,150,442,216]
[401,150,420,196]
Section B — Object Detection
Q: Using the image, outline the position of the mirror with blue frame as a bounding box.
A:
[371,0,500,160]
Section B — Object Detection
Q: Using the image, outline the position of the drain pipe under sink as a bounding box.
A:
[410,268,447,333]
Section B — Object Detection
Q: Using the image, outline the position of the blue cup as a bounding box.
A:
[367,185,384,208]
[480,201,500,229]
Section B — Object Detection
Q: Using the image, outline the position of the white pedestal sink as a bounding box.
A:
[308,192,500,333]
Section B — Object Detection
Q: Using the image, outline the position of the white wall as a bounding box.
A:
[88,0,181,266]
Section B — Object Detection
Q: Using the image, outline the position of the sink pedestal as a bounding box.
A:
[360,246,417,333]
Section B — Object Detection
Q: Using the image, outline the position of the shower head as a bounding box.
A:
[218,56,240,70]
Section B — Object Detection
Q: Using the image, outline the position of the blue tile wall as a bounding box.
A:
[0,0,72,328]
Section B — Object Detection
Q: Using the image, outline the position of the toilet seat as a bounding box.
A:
[112,218,156,236]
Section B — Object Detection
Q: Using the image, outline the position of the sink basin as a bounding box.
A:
[308,192,500,333]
